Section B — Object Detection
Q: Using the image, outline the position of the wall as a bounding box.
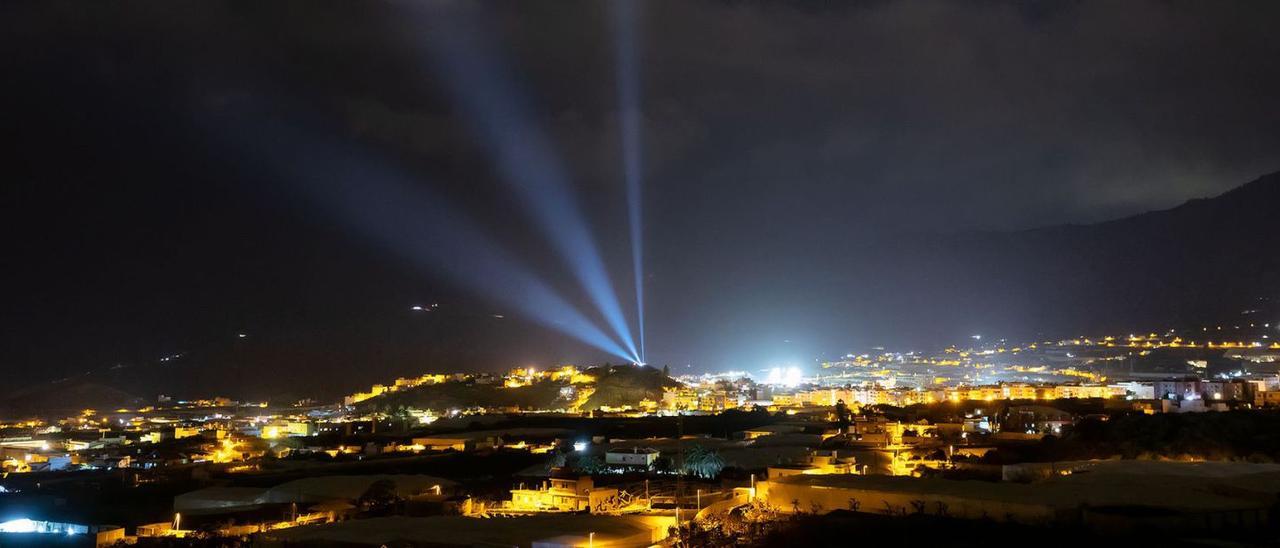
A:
[757,480,1057,523]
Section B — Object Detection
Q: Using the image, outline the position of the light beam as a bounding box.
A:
[213,116,633,362]
[413,4,641,363]
[610,0,645,364]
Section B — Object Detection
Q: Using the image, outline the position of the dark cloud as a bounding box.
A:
[2,1,1278,395]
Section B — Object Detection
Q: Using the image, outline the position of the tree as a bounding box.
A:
[653,455,674,474]
[682,444,725,479]
[662,364,671,377]
[833,399,852,434]
[357,479,401,514]
[390,405,413,432]
[567,453,605,474]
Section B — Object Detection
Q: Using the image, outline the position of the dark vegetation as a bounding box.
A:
[746,510,1135,548]
[682,505,1278,547]
[981,410,1280,463]
[412,406,779,440]
[0,470,200,530]
[877,398,1115,423]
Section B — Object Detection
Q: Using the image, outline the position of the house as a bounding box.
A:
[605,447,659,468]
[741,424,804,440]
[412,433,500,452]
[505,475,624,513]
[767,449,858,479]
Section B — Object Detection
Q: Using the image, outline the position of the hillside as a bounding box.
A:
[872,171,1280,341]
[581,365,683,409]
[355,365,682,413]
[0,381,142,418]
[4,172,1276,405]
[360,379,569,413]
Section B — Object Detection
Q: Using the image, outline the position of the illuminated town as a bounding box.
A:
[7,0,1280,546]
[3,319,1280,545]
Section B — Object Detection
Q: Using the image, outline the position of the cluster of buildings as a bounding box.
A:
[2,320,1279,544]
[815,325,1279,390]
[0,398,333,476]
[654,375,1280,416]
[342,373,452,406]
[6,362,1280,480]
[340,365,596,407]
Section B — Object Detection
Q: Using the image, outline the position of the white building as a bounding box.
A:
[604,447,659,468]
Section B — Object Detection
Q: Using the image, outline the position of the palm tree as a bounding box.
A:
[683,444,725,479]
[390,405,413,432]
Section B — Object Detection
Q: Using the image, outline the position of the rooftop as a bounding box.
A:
[770,460,1280,512]
[254,514,675,547]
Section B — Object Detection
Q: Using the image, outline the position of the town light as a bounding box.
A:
[764,366,803,387]
[0,519,37,533]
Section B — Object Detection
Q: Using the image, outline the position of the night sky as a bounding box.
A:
[4,1,1280,399]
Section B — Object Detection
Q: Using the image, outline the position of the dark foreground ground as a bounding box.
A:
[748,510,1274,548]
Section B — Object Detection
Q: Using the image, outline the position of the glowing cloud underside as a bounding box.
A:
[611,0,645,364]
[418,6,640,363]
[233,122,633,362]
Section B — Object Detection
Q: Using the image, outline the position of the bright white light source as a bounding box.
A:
[237,333,247,338]
[0,519,37,533]
[573,441,587,452]
[411,305,424,311]
[764,366,803,388]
